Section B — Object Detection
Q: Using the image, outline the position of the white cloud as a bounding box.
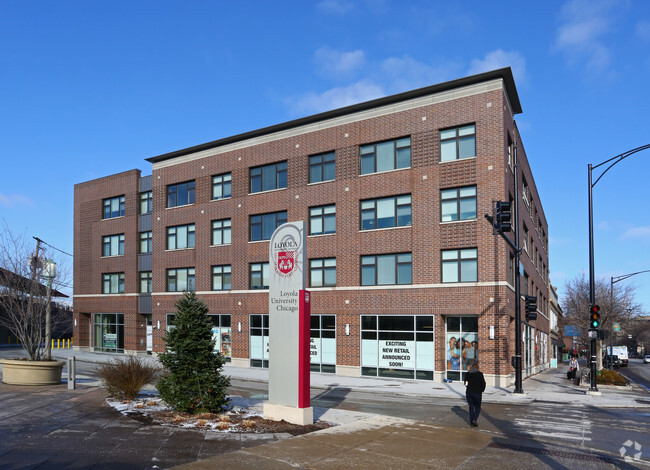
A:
[467,49,527,84]
[287,80,386,115]
[553,0,619,71]
[314,47,366,79]
[0,193,32,208]
[380,56,461,92]
[316,0,353,15]
[622,226,650,240]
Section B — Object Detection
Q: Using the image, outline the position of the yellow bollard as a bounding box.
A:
[51,339,54,350]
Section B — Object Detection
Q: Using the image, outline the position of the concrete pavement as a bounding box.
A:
[1,348,649,469]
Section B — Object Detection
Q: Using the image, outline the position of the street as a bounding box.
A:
[619,358,650,392]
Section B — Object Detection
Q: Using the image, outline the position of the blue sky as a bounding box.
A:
[1,1,649,312]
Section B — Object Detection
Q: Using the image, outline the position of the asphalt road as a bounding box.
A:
[619,358,650,392]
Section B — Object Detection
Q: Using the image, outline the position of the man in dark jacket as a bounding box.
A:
[464,360,486,427]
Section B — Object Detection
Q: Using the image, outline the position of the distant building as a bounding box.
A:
[549,283,563,365]
[73,68,550,386]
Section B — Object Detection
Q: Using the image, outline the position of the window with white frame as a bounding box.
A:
[440,124,476,162]
[309,205,336,235]
[140,191,152,214]
[361,253,412,286]
[360,195,411,230]
[360,137,411,175]
[441,248,478,283]
[102,234,124,257]
[212,219,231,245]
[212,173,232,200]
[139,271,152,293]
[440,186,477,222]
[167,224,195,250]
[167,268,195,292]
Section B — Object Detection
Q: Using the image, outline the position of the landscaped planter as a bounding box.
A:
[0,359,64,385]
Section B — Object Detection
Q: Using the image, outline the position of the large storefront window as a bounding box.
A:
[250,314,269,368]
[524,324,534,377]
[445,316,478,381]
[93,313,124,352]
[310,315,336,373]
[361,315,434,380]
[209,315,232,362]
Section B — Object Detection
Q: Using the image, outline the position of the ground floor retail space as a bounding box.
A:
[83,312,549,386]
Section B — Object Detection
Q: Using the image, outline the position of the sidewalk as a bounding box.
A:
[37,348,650,409]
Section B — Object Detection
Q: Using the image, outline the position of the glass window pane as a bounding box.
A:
[376,199,395,228]
[396,205,411,226]
[360,145,373,155]
[459,199,476,220]
[460,249,477,259]
[311,270,323,287]
[324,268,336,286]
[360,154,374,175]
[396,138,410,148]
[311,217,323,234]
[442,262,458,282]
[323,161,335,180]
[396,147,410,168]
[441,141,456,161]
[459,136,476,158]
[361,265,375,285]
[262,166,275,191]
[441,200,457,222]
[459,125,475,136]
[324,214,335,233]
[460,260,478,282]
[459,187,476,197]
[441,189,457,200]
[310,166,322,183]
[398,263,411,284]
[442,250,458,260]
[377,255,395,285]
[440,129,456,140]
[376,141,394,172]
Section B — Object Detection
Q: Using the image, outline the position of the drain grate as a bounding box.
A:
[487,442,618,463]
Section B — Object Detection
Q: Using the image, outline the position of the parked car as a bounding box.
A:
[603,355,621,368]
[644,355,650,364]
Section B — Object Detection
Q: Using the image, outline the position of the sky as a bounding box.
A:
[1,1,649,312]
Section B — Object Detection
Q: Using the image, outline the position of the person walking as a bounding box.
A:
[569,356,579,381]
[464,360,486,427]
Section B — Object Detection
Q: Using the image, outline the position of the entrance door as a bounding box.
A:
[146,325,153,353]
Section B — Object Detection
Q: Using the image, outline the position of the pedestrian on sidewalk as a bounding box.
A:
[569,356,579,381]
[464,360,486,427]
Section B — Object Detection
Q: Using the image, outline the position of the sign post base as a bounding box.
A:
[263,403,313,426]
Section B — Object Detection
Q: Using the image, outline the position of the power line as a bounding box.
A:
[33,237,73,258]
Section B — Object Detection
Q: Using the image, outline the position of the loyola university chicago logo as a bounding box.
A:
[270,223,303,278]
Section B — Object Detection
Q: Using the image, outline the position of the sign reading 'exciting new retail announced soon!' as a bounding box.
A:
[264,221,312,425]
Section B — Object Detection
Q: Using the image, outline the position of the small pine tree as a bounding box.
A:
[156,292,231,413]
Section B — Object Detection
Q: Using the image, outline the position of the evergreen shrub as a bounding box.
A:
[156,292,231,413]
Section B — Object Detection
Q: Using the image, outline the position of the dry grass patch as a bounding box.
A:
[242,419,257,429]
[216,421,231,430]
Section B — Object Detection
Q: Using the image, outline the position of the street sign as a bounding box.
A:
[613,323,621,332]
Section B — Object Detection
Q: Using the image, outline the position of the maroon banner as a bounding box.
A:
[298,290,311,408]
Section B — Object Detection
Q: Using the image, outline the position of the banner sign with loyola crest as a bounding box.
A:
[266,222,312,418]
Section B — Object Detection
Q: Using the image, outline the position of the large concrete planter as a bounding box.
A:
[0,359,64,385]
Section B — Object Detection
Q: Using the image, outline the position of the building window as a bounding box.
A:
[522,177,530,207]
[523,225,529,254]
[212,265,232,291]
[93,313,124,352]
[167,181,195,208]
[103,196,125,219]
[102,234,124,257]
[212,173,232,200]
[440,124,476,162]
[445,316,478,381]
[167,224,195,250]
[140,191,152,214]
[210,314,232,360]
[361,253,412,286]
[250,314,269,368]
[309,152,335,183]
[360,195,411,230]
[250,161,287,193]
[441,248,478,283]
[139,271,152,293]
[360,137,411,175]
[440,186,477,222]
[212,219,231,245]
[310,315,336,373]
[309,205,336,235]
[249,262,270,289]
[250,211,287,241]
[167,268,195,292]
[139,231,152,254]
[102,273,125,294]
[310,258,336,287]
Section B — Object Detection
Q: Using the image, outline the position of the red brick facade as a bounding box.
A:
[73,69,550,385]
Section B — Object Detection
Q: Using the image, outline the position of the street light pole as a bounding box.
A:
[587,144,650,393]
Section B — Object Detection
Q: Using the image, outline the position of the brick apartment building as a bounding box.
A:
[73,67,550,386]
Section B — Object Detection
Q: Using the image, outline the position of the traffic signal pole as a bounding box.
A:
[588,165,598,392]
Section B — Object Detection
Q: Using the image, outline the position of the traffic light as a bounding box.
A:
[589,304,601,329]
[525,295,537,321]
[495,201,512,233]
